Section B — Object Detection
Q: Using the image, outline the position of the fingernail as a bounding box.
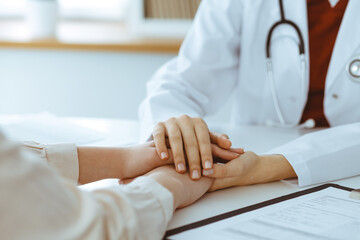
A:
[203,169,213,176]
[161,152,168,159]
[192,170,200,179]
[177,163,185,171]
[222,136,228,139]
[205,161,212,169]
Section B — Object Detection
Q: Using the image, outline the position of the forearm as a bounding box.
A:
[77,147,128,184]
[1,143,173,239]
[259,154,297,182]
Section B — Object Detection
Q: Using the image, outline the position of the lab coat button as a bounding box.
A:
[332,94,339,99]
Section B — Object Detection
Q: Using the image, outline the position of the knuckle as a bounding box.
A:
[185,139,198,148]
[152,129,162,137]
[167,117,177,124]
[170,132,182,142]
[198,136,210,145]
[193,117,205,125]
[179,114,190,120]
[153,123,163,133]
[247,151,256,157]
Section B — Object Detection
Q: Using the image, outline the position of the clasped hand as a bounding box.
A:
[150,115,297,192]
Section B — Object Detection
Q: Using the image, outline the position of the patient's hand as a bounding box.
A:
[121,142,173,179]
[77,141,244,184]
[207,152,297,192]
[121,142,244,182]
[146,166,213,209]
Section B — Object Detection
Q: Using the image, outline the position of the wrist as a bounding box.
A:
[149,173,184,210]
[107,147,128,179]
[259,154,297,181]
[77,147,127,184]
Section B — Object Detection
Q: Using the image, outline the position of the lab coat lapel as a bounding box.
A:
[326,0,360,91]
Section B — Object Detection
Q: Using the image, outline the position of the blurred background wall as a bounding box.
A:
[0,49,174,119]
[0,0,232,122]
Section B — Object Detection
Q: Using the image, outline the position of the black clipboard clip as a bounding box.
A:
[350,189,360,200]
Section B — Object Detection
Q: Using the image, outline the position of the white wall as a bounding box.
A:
[0,48,232,122]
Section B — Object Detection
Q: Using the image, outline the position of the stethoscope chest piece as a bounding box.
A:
[347,56,360,83]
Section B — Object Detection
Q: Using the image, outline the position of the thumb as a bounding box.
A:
[203,159,243,178]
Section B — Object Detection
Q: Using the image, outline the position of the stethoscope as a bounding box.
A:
[265,0,360,129]
[347,57,360,81]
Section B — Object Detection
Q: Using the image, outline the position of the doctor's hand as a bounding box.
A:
[152,115,243,180]
[207,152,297,192]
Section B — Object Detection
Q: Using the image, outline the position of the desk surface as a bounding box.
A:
[1,115,359,230]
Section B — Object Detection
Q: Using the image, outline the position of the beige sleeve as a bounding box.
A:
[22,141,79,183]
[0,132,173,240]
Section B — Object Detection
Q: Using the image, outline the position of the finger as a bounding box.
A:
[229,147,245,154]
[153,123,169,160]
[208,176,239,192]
[210,132,232,149]
[211,144,240,161]
[177,115,201,180]
[165,118,187,173]
[193,118,213,170]
[203,159,243,178]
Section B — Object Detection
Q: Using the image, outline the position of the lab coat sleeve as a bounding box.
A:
[139,0,243,141]
[0,133,173,240]
[266,123,360,187]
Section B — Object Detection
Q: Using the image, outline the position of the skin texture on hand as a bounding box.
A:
[152,115,237,180]
[77,142,242,185]
[208,152,297,192]
[146,166,213,209]
[77,142,172,184]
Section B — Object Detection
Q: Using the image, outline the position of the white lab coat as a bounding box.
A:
[139,0,360,187]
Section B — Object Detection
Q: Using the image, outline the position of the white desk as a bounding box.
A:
[1,115,359,230]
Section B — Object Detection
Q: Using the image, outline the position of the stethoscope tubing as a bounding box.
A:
[266,0,308,128]
[266,0,360,128]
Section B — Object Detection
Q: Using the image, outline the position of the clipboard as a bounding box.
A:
[164,183,354,239]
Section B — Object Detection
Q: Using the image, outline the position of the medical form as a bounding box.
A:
[168,186,360,240]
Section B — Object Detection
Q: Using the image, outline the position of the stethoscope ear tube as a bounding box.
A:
[266,0,305,59]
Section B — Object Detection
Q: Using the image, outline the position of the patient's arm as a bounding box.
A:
[22,141,171,184]
[23,141,241,185]
[1,134,212,240]
[77,142,173,184]
[78,142,244,184]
